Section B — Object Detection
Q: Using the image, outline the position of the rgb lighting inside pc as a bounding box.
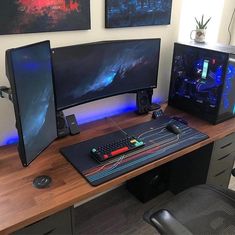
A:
[169,44,228,111]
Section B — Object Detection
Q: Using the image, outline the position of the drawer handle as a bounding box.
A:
[214,169,226,177]
[218,154,230,161]
[44,228,56,235]
[220,142,232,149]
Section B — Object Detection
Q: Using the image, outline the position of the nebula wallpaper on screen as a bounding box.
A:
[10,42,57,165]
[52,39,160,109]
[0,0,90,35]
[105,0,172,28]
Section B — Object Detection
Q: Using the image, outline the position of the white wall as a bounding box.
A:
[178,0,224,43]
[230,9,235,45]
[0,0,183,146]
[218,0,235,45]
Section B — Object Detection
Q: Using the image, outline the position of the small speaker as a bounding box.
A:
[147,89,161,111]
[56,111,69,138]
[136,90,150,114]
[66,114,80,135]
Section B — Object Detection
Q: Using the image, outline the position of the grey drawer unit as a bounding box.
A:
[213,133,235,159]
[207,133,235,188]
[13,207,74,235]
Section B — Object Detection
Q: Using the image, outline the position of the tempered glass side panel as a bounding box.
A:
[168,43,228,123]
[6,41,57,166]
[52,38,160,110]
[217,54,235,122]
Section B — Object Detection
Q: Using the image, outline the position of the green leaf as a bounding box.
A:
[202,17,211,28]
[195,17,200,28]
[195,14,211,29]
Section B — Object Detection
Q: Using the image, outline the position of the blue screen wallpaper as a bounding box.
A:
[11,42,57,165]
[52,39,160,110]
[219,61,235,115]
[105,0,172,28]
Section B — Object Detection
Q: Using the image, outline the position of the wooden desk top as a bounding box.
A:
[0,105,235,234]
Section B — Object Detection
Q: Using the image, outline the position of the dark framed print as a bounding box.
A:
[105,0,172,28]
[0,0,90,35]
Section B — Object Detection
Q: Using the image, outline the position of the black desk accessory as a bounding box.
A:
[148,103,161,111]
[33,175,52,189]
[66,114,80,135]
[136,89,161,114]
[60,116,208,186]
[136,90,150,114]
[0,86,12,102]
[166,123,181,135]
[56,111,69,138]
[152,109,164,119]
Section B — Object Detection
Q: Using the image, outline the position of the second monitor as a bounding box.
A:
[52,38,161,111]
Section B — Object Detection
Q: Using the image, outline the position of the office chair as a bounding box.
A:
[144,172,235,234]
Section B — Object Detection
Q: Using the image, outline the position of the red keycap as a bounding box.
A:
[103,154,109,159]
[111,147,129,156]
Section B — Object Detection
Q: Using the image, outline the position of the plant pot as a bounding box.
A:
[190,29,206,43]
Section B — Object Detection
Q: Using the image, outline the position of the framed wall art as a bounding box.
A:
[0,0,90,35]
[105,0,172,28]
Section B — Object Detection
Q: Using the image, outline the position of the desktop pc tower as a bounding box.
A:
[168,42,235,124]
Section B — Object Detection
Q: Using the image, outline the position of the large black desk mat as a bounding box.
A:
[60,116,208,186]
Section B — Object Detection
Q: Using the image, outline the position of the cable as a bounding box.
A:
[105,116,129,137]
[228,8,235,45]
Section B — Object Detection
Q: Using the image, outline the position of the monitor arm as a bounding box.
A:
[0,86,12,102]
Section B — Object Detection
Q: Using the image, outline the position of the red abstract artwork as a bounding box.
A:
[0,0,90,34]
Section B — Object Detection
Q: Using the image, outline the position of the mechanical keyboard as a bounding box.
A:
[90,136,145,162]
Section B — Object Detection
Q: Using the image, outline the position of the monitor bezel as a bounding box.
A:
[6,40,58,166]
[52,38,161,111]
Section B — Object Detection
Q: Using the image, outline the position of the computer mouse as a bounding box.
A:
[166,123,181,135]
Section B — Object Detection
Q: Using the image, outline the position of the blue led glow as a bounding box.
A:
[195,59,203,72]
[215,66,223,84]
[222,64,235,111]
[2,94,163,147]
[78,104,137,125]
[76,95,164,125]
[4,135,19,145]
[233,104,235,115]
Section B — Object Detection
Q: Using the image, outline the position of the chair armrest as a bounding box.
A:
[232,168,235,177]
[150,209,193,235]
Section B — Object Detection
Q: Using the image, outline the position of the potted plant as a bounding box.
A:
[190,15,211,43]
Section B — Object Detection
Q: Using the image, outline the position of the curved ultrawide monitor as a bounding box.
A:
[52,38,161,110]
[5,41,57,166]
